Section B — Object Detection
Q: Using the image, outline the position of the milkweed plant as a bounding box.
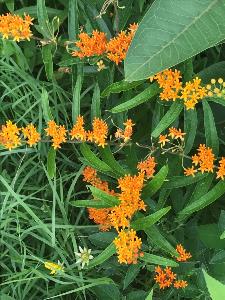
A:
[1,0,225,299]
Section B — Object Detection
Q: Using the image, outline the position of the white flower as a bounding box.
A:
[75,246,94,269]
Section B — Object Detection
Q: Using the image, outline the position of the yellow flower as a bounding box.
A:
[44,261,64,275]
[45,120,67,149]
[22,123,40,146]
[0,120,21,150]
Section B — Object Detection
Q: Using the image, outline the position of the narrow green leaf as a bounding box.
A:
[123,264,141,290]
[125,0,225,81]
[37,0,52,39]
[145,226,177,256]
[91,82,101,122]
[80,143,112,173]
[111,83,159,113]
[163,173,207,189]
[202,100,219,155]
[198,224,225,249]
[145,289,153,300]
[41,87,52,123]
[132,207,171,231]
[208,96,225,107]
[203,269,225,300]
[47,148,56,179]
[142,165,168,198]
[177,180,225,222]
[68,0,78,40]
[140,253,178,267]
[72,65,83,123]
[188,174,214,205]
[101,80,143,98]
[99,146,127,176]
[151,102,183,138]
[88,243,116,268]
[5,0,14,12]
[89,186,120,207]
[184,109,197,154]
[42,44,53,81]
[71,199,117,208]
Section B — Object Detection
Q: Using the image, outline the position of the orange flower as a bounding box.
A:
[113,229,142,264]
[154,266,177,289]
[70,116,86,141]
[154,69,182,101]
[184,167,197,177]
[158,134,169,147]
[168,127,186,140]
[0,13,33,41]
[106,23,138,64]
[192,154,200,166]
[115,119,135,143]
[72,30,107,58]
[22,124,40,146]
[0,120,21,150]
[217,157,225,180]
[197,144,215,173]
[110,172,145,230]
[45,120,67,149]
[176,244,192,262]
[180,77,207,110]
[173,280,188,289]
[137,156,156,179]
[92,118,108,147]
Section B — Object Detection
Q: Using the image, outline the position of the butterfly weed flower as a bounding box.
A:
[176,244,192,262]
[0,120,21,150]
[113,229,143,264]
[183,166,197,177]
[217,157,225,180]
[206,78,225,98]
[96,59,106,71]
[154,266,177,289]
[168,127,186,141]
[92,117,108,147]
[0,13,33,41]
[173,280,188,289]
[137,156,156,179]
[75,246,94,269]
[22,124,40,147]
[45,120,67,150]
[70,115,87,142]
[115,119,135,143]
[158,134,170,147]
[44,260,64,275]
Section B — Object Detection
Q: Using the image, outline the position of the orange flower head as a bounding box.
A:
[72,30,107,58]
[70,116,87,141]
[92,118,108,147]
[137,156,156,179]
[0,13,33,41]
[0,120,21,150]
[106,24,138,64]
[158,134,170,147]
[168,127,186,140]
[173,280,188,289]
[180,77,207,110]
[22,124,40,147]
[154,69,182,101]
[45,120,67,149]
[115,119,135,143]
[176,244,192,262]
[154,266,177,289]
[184,167,197,177]
[197,144,215,173]
[113,229,142,264]
[217,157,225,180]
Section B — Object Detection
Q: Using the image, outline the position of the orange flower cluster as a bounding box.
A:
[115,119,135,143]
[0,121,21,150]
[70,116,108,148]
[154,266,187,289]
[82,166,115,231]
[176,244,192,262]
[137,156,156,179]
[72,23,138,64]
[158,127,185,148]
[45,120,67,150]
[72,30,107,58]
[180,77,207,110]
[22,124,40,147]
[152,69,207,109]
[113,229,143,264]
[184,144,215,177]
[82,167,146,263]
[217,157,225,180]
[0,13,33,41]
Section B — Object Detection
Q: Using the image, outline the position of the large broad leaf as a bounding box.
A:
[125,0,225,81]
[203,270,225,300]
